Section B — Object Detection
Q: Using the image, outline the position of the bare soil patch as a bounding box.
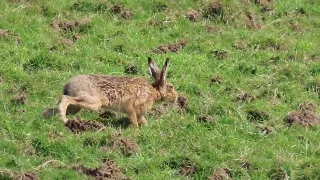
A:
[203,0,223,18]
[0,170,38,180]
[65,119,104,133]
[101,133,139,156]
[284,102,320,127]
[121,9,133,19]
[0,28,20,43]
[233,40,247,50]
[309,54,318,62]
[247,110,269,122]
[124,64,139,75]
[210,75,223,85]
[152,40,187,54]
[235,92,255,102]
[198,114,215,123]
[147,103,170,116]
[73,158,130,180]
[257,125,273,134]
[284,110,320,127]
[239,160,251,170]
[110,5,122,14]
[178,158,197,177]
[209,167,232,180]
[154,3,168,12]
[109,5,133,19]
[51,19,90,33]
[177,95,188,111]
[186,9,199,22]
[71,1,108,12]
[245,11,262,29]
[212,50,228,60]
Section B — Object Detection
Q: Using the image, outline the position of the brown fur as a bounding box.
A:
[42,57,177,128]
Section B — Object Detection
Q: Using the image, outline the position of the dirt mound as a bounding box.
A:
[239,160,251,170]
[203,0,223,18]
[109,4,133,19]
[186,9,199,22]
[121,9,133,19]
[65,119,104,133]
[198,114,215,123]
[284,111,320,127]
[0,28,20,43]
[51,19,90,33]
[247,110,269,122]
[177,95,188,111]
[152,40,187,53]
[235,92,255,102]
[245,11,262,29]
[178,158,197,177]
[257,125,273,134]
[101,133,139,156]
[73,158,130,180]
[147,103,170,116]
[0,170,38,180]
[210,75,223,85]
[211,50,229,60]
[70,1,108,12]
[16,171,38,180]
[284,102,320,127]
[110,5,122,14]
[209,168,232,180]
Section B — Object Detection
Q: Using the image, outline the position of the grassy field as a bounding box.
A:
[1,0,320,179]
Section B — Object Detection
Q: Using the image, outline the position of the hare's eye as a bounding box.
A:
[167,84,173,90]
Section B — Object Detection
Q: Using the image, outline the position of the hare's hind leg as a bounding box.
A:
[57,95,102,123]
[138,114,148,126]
[126,106,139,128]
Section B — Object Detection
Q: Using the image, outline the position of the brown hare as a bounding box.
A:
[42,57,178,128]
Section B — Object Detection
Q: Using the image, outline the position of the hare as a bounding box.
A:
[42,57,178,128]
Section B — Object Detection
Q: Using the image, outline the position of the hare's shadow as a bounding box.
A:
[96,111,131,129]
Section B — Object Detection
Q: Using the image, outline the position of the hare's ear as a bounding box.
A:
[148,57,159,80]
[159,58,168,86]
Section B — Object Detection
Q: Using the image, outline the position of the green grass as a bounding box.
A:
[1,0,320,179]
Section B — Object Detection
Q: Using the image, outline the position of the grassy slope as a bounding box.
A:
[0,0,320,179]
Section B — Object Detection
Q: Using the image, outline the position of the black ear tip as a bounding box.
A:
[148,57,152,63]
[165,58,169,64]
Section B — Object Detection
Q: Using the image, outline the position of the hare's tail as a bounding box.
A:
[42,107,59,119]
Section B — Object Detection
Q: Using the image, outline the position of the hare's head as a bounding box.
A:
[148,57,178,103]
